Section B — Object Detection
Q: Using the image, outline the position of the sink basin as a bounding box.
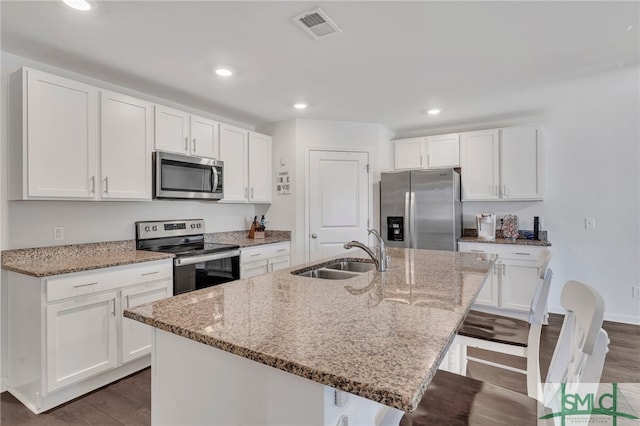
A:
[297,269,359,280]
[325,261,375,273]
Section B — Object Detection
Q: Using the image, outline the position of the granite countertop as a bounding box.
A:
[206,230,291,248]
[124,247,495,412]
[1,241,174,277]
[459,229,552,247]
[1,230,292,278]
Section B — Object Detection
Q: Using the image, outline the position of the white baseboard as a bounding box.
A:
[549,305,640,325]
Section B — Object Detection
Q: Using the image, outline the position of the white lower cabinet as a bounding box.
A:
[7,259,172,414]
[240,242,291,278]
[458,242,547,319]
[121,280,172,363]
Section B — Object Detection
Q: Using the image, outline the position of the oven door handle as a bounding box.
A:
[174,250,240,266]
[211,167,219,193]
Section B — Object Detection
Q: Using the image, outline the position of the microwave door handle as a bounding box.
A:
[212,167,219,192]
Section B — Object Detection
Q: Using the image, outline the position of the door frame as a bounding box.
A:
[305,146,373,264]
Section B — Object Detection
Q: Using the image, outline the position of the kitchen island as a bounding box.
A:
[124,247,495,425]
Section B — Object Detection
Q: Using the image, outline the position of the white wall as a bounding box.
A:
[1,51,260,249]
[399,66,640,324]
[258,119,394,265]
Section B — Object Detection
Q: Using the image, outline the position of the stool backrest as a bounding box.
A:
[529,267,553,326]
[542,280,607,406]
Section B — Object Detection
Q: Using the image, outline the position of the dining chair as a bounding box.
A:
[456,249,553,398]
[383,279,608,426]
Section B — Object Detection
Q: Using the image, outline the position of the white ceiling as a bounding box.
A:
[2,1,638,134]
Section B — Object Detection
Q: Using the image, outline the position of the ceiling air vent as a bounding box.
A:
[293,8,342,40]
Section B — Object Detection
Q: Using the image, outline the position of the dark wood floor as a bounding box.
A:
[1,314,638,425]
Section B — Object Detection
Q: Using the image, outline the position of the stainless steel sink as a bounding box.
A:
[324,261,375,273]
[297,269,359,280]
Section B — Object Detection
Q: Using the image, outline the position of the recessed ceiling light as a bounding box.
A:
[427,108,441,115]
[293,102,308,110]
[215,68,233,77]
[62,0,91,11]
[625,25,634,31]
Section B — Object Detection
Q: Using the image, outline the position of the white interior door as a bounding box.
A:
[309,150,369,262]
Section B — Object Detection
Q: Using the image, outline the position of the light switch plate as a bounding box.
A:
[53,226,64,241]
[585,218,596,230]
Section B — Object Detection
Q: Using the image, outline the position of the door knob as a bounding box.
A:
[311,233,317,239]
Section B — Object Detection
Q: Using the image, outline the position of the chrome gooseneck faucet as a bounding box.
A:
[344,228,389,272]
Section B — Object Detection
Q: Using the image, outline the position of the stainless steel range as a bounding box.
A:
[135,219,240,295]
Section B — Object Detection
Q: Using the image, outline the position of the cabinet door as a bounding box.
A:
[501,263,539,312]
[426,134,460,168]
[269,255,291,272]
[46,292,118,392]
[121,280,172,363]
[219,124,248,202]
[474,264,499,307]
[240,260,268,278]
[460,130,500,201]
[191,115,219,159]
[26,69,97,199]
[500,127,543,200]
[394,138,425,170]
[100,91,153,200]
[248,132,272,203]
[154,105,189,154]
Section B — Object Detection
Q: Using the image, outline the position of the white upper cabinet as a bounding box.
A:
[154,106,220,159]
[393,137,425,170]
[100,90,153,200]
[219,125,272,204]
[425,133,460,168]
[460,129,501,201]
[154,105,190,155]
[10,68,98,199]
[500,127,543,200]
[460,126,543,201]
[9,68,152,201]
[248,131,272,203]
[219,123,249,202]
[394,134,460,170]
[190,115,219,159]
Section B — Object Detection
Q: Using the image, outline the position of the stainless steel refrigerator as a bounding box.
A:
[380,169,461,251]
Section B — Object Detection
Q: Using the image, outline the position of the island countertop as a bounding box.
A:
[124,247,495,412]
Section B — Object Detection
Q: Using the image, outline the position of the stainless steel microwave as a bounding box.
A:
[153,151,223,200]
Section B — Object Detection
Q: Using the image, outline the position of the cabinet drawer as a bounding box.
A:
[46,260,172,302]
[458,242,545,262]
[240,242,290,263]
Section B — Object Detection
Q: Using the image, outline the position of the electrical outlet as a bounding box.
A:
[585,218,596,230]
[633,286,640,299]
[53,226,64,241]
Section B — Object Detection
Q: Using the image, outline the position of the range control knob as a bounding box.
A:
[191,224,196,229]
[196,223,202,228]
[144,226,151,232]
[152,226,158,231]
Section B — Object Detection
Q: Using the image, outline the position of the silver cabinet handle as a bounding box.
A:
[420,155,423,166]
[192,138,197,152]
[142,271,159,276]
[311,233,318,239]
[470,249,485,253]
[111,298,116,316]
[515,252,531,256]
[250,253,261,257]
[276,249,286,252]
[74,282,98,289]
[251,187,254,198]
[244,187,248,198]
[125,295,130,309]
[104,176,109,194]
[426,154,430,167]
[184,137,188,151]
[494,185,498,196]
[90,176,95,193]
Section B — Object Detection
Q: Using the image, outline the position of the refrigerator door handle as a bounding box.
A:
[410,191,416,248]
[404,192,411,248]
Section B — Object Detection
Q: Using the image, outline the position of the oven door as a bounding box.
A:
[154,151,223,200]
[173,251,240,295]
